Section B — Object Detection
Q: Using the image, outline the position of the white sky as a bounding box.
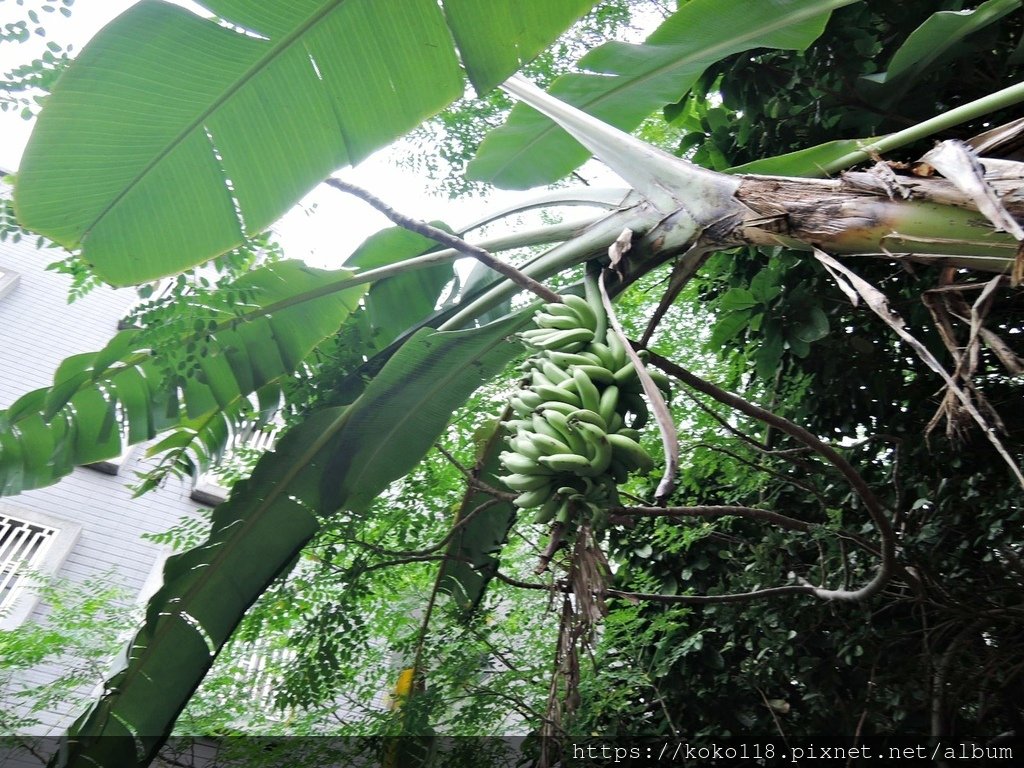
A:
[0,0,623,269]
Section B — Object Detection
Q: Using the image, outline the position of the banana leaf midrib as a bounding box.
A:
[79,0,349,244]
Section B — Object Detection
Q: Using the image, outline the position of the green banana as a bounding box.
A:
[510,434,544,459]
[527,432,574,456]
[583,434,613,477]
[572,367,602,413]
[542,302,581,320]
[518,390,545,409]
[562,294,598,330]
[514,486,555,509]
[519,328,562,344]
[500,452,552,476]
[533,383,581,407]
[545,350,596,368]
[542,409,590,456]
[612,361,637,386]
[577,350,608,367]
[569,408,609,433]
[502,472,553,491]
[572,364,615,385]
[648,368,672,395]
[573,421,613,476]
[555,498,573,525]
[536,400,577,416]
[606,432,655,472]
[538,453,594,472]
[533,494,560,524]
[598,385,619,426]
[587,341,617,370]
[531,370,557,389]
[533,312,581,331]
[532,412,570,443]
[606,331,628,369]
[530,328,594,351]
[504,419,532,433]
[540,360,571,385]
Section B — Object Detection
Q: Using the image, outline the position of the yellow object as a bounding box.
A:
[390,667,416,710]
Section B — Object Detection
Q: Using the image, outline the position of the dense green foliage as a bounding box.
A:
[1,575,133,735]
[572,0,1024,752]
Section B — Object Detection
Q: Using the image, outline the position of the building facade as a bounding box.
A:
[0,212,210,737]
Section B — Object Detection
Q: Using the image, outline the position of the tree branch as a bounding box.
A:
[646,351,897,602]
[435,443,517,500]
[325,177,563,304]
[326,498,505,559]
[611,504,816,534]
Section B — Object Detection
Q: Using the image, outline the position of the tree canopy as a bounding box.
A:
[2,1,1023,766]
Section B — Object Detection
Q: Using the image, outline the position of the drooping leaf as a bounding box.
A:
[0,261,364,496]
[859,0,1022,106]
[50,316,527,768]
[15,0,595,286]
[468,0,856,189]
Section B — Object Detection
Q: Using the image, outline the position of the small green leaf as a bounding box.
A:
[786,336,811,358]
[718,287,759,311]
[754,333,784,379]
[791,306,830,343]
[710,310,751,348]
[749,269,782,304]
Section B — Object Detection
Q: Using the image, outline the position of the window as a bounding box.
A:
[0,265,19,300]
[0,507,81,628]
[0,514,56,610]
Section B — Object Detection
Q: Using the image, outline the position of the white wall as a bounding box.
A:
[0,232,208,735]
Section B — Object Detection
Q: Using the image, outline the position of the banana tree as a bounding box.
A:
[4,0,1024,765]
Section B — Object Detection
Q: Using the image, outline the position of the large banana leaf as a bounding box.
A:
[0,260,363,496]
[467,0,857,189]
[52,316,527,768]
[15,0,594,286]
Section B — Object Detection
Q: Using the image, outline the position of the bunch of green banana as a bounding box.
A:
[500,290,671,533]
[517,294,599,352]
